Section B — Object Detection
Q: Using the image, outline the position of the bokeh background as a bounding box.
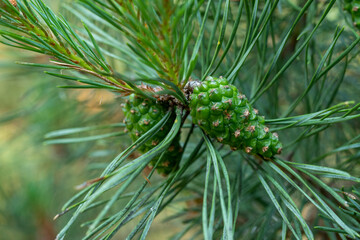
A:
[0,1,186,239]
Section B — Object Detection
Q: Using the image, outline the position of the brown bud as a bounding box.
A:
[245,147,252,153]
[224,99,232,105]
[225,111,232,120]
[0,0,16,8]
[213,120,219,127]
[9,0,17,6]
[262,146,269,153]
[234,129,241,138]
[246,125,256,133]
[242,109,250,118]
[211,103,218,111]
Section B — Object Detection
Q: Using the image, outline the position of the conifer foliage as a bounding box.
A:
[0,0,360,239]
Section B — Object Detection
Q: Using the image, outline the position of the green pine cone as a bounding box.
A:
[344,0,360,29]
[189,76,282,158]
[122,94,182,174]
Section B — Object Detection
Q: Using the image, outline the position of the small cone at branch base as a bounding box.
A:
[122,94,182,175]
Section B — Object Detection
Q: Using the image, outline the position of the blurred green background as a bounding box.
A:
[0,31,112,240]
[0,1,187,239]
[0,48,187,240]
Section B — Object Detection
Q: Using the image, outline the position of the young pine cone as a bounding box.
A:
[189,76,282,158]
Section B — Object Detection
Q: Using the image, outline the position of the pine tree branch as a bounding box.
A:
[0,0,134,92]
